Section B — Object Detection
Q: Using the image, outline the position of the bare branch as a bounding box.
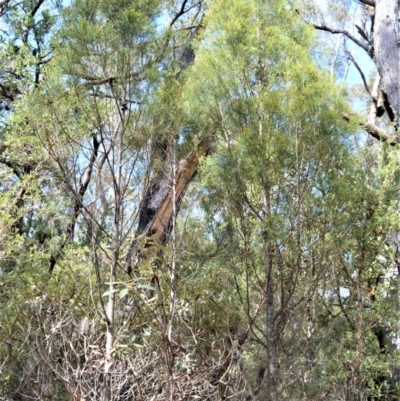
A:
[364,123,400,145]
[22,0,46,43]
[82,70,146,86]
[344,49,371,97]
[357,0,375,6]
[343,116,400,146]
[89,92,141,105]
[66,135,100,241]
[83,76,115,86]
[313,24,373,57]
[239,294,266,347]
[31,0,45,18]
[342,76,400,145]
[170,0,204,27]
[355,24,371,44]
[170,0,189,27]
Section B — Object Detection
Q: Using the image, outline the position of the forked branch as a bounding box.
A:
[313,24,373,57]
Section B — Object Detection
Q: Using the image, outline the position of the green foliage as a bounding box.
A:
[1,0,400,400]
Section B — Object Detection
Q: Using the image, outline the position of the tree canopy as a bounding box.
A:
[1,0,400,400]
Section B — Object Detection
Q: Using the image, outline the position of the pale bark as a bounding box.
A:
[374,0,400,122]
[165,141,178,400]
[363,75,400,144]
[103,110,125,401]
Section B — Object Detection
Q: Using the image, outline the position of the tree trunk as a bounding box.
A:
[262,183,282,401]
[125,138,212,272]
[374,0,400,123]
[265,241,281,401]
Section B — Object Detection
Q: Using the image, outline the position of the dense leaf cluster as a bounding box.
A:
[0,0,399,400]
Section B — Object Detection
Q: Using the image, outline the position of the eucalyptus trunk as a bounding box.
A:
[374,0,400,125]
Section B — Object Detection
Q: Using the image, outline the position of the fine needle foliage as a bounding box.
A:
[0,0,400,400]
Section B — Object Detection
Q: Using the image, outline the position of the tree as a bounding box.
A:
[299,0,398,142]
[0,0,209,399]
[1,0,400,400]
[299,0,400,398]
[184,0,400,399]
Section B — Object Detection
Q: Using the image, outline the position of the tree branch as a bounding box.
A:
[124,137,213,273]
[364,123,400,145]
[82,70,146,86]
[0,82,21,101]
[0,141,35,177]
[170,0,204,27]
[170,0,189,27]
[357,0,375,6]
[343,114,400,146]
[31,0,45,18]
[355,24,371,44]
[342,75,399,145]
[83,76,115,86]
[344,49,371,97]
[22,0,46,43]
[66,135,100,241]
[49,135,101,273]
[313,24,373,57]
